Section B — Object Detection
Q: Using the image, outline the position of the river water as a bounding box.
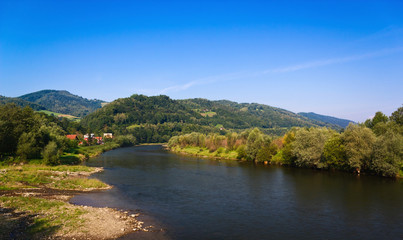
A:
[71,145,403,240]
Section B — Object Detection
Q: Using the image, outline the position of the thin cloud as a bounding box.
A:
[158,71,248,94]
[157,46,403,94]
[263,46,403,74]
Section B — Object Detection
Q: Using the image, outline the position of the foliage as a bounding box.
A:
[364,111,388,128]
[291,127,334,168]
[246,128,265,161]
[343,124,376,171]
[19,90,104,117]
[0,95,45,111]
[370,129,403,177]
[81,95,343,144]
[167,106,403,178]
[322,133,347,169]
[390,106,403,125]
[43,141,60,165]
[0,104,70,162]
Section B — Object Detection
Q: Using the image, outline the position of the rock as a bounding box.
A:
[121,228,125,232]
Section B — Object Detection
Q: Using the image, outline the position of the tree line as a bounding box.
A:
[0,104,136,165]
[168,107,403,177]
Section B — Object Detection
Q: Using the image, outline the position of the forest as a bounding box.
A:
[168,107,403,177]
[0,104,136,165]
[80,94,341,139]
[1,96,402,178]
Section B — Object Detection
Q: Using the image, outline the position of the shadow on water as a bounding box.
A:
[71,145,403,240]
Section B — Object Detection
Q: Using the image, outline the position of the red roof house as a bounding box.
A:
[66,135,79,140]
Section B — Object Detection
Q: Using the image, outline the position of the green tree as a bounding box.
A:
[365,111,388,128]
[43,141,60,165]
[280,130,296,165]
[322,133,347,169]
[390,106,403,125]
[370,129,403,177]
[342,124,376,172]
[256,142,278,163]
[292,127,333,168]
[246,128,265,161]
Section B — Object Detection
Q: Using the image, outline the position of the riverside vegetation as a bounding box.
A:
[0,92,402,238]
[168,107,403,178]
[0,104,141,239]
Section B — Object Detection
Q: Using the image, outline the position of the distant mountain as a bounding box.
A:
[298,112,354,128]
[18,90,105,117]
[81,95,341,137]
[0,95,46,111]
[180,98,340,130]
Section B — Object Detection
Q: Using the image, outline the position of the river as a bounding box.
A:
[71,145,403,240]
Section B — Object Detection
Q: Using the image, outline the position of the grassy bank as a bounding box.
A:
[0,163,147,239]
[0,164,108,191]
[171,146,238,160]
[0,196,87,238]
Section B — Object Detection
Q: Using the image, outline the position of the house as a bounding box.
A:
[94,137,104,145]
[66,134,79,140]
[83,133,95,140]
[103,133,113,138]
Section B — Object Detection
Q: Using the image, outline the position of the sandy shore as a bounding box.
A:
[0,167,155,240]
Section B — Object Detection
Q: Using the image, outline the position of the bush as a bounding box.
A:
[43,141,60,166]
[114,135,137,147]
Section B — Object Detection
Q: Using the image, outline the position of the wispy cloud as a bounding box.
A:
[155,46,403,94]
[157,71,248,94]
[261,46,403,74]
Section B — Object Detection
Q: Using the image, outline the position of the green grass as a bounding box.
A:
[0,164,107,190]
[172,146,238,160]
[77,142,120,158]
[200,111,217,117]
[0,196,87,236]
[52,178,108,190]
[38,110,80,120]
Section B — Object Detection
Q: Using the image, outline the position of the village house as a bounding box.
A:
[66,134,79,140]
[103,133,113,138]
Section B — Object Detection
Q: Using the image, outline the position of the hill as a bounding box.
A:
[18,90,105,117]
[81,95,341,142]
[0,95,46,111]
[184,99,340,130]
[298,112,354,128]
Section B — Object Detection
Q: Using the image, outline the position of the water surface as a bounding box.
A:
[71,145,403,240]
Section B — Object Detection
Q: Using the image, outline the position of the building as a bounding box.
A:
[103,133,113,138]
[66,134,79,140]
[94,137,103,145]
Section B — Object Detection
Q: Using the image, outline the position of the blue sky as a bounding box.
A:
[0,0,402,122]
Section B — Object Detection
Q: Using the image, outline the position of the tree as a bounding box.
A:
[246,128,265,161]
[291,127,333,168]
[370,129,403,177]
[256,142,278,163]
[390,106,403,125]
[322,133,347,169]
[365,111,388,128]
[342,124,376,172]
[43,141,60,165]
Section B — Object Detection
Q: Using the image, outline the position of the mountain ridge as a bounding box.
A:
[18,90,106,117]
[298,112,355,128]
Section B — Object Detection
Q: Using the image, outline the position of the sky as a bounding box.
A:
[0,0,402,122]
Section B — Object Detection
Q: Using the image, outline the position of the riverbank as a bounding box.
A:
[169,146,238,160]
[0,164,150,239]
